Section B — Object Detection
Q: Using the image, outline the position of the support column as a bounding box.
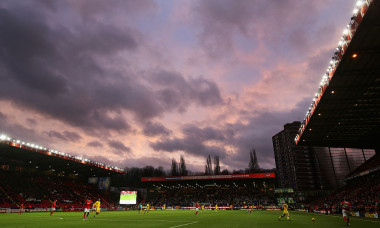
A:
[362,149,366,162]
[344,148,351,173]
[328,147,338,189]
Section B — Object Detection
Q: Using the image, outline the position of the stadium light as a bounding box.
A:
[0,132,123,173]
[295,0,370,144]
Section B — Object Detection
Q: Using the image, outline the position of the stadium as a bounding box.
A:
[1,0,380,228]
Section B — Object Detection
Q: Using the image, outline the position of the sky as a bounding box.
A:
[0,0,357,172]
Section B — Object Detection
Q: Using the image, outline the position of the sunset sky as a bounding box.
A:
[0,0,357,172]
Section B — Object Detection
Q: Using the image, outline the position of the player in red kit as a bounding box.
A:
[341,199,351,226]
[18,204,24,215]
[50,200,57,216]
[195,202,199,216]
[83,197,92,221]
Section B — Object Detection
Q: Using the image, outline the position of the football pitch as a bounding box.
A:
[1,210,379,228]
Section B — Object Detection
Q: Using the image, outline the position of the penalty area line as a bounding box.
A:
[169,221,198,228]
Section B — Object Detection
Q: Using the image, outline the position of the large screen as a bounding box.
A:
[119,191,137,204]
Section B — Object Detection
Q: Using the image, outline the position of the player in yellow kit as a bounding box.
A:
[144,203,150,214]
[93,198,101,219]
[215,204,218,212]
[278,203,290,221]
[201,204,205,212]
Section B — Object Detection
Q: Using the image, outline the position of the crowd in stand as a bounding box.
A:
[148,186,276,208]
[306,171,380,213]
[0,170,116,210]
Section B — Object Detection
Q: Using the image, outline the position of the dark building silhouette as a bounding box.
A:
[273,121,375,190]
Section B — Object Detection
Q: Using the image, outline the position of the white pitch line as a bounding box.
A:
[94,219,191,223]
[169,221,198,228]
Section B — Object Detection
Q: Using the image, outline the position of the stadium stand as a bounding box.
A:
[0,169,116,210]
[0,136,124,212]
[141,173,277,209]
[148,186,276,208]
[306,169,380,214]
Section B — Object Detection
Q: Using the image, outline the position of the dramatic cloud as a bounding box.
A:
[142,121,171,137]
[151,124,231,159]
[149,70,223,112]
[0,111,6,121]
[0,0,356,171]
[87,141,103,148]
[44,130,82,142]
[26,118,37,125]
[108,140,131,155]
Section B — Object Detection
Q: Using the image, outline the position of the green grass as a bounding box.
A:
[0,210,379,228]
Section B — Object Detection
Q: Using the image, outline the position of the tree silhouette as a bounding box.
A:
[248,148,260,172]
[179,155,188,176]
[171,159,178,176]
[204,155,213,175]
[214,156,220,175]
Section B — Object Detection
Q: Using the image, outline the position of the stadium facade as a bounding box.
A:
[272,3,380,219]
